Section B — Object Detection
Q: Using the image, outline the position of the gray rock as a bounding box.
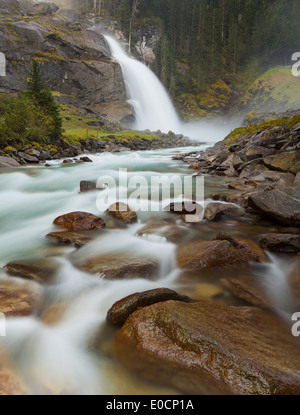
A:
[249,188,300,226]
[0,156,20,168]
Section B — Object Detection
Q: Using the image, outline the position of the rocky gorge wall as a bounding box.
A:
[0,0,132,124]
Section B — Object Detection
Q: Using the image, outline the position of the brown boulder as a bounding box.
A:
[221,277,272,309]
[114,300,300,395]
[177,236,262,271]
[53,211,106,231]
[79,254,158,280]
[4,261,55,284]
[204,202,246,221]
[106,203,137,224]
[107,288,191,326]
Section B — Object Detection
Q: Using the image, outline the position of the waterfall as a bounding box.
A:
[104,35,181,134]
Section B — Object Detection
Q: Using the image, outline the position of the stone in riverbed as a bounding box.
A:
[107,288,191,326]
[80,181,106,193]
[221,277,273,310]
[164,201,203,216]
[53,211,106,231]
[46,231,94,248]
[79,254,158,280]
[80,156,93,163]
[259,233,300,253]
[248,188,300,226]
[0,280,41,317]
[136,221,187,243]
[204,202,246,221]
[0,156,20,168]
[113,300,300,395]
[106,203,137,224]
[176,235,262,271]
[4,261,56,284]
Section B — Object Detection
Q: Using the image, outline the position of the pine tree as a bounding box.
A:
[27,61,63,141]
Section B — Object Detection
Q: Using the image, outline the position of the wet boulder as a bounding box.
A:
[4,261,56,284]
[177,235,262,271]
[204,202,246,221]
[107,288,191,326]
[259,233,300,253]
[53,212,106,231]
[79,254,158,280]
[46,231,95,248]
[106,203,138,224]
[113,300,300,395]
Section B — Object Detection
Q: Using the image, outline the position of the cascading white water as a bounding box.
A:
[104,35,181,133]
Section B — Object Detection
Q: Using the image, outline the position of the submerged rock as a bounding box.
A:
[106,203,138,224]
[221,277,273,310]
[46,231,94,248]
[0,281,41,316]
[79,254,158,280]
[204,202,246,221]
[113,300,300,395]
[136,221,187,243]
[107,288,191,326]
[53,211,106,231]
[4,261,56,284]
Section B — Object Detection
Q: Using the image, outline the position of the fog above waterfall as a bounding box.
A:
[104,35,240,143]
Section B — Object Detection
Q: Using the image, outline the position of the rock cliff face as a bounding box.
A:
[0,0,131,123]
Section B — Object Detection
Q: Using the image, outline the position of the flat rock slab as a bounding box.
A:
[248,188,300,226]
[114,300,300,395]
[79,254,158,280]
[0,281,41,317]
[53,211,106,231]
[107,288,191,325]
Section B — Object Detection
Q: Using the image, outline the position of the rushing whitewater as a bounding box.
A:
[104,35,181,133]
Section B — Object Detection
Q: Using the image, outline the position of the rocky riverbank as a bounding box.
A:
[0,130,197,167]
